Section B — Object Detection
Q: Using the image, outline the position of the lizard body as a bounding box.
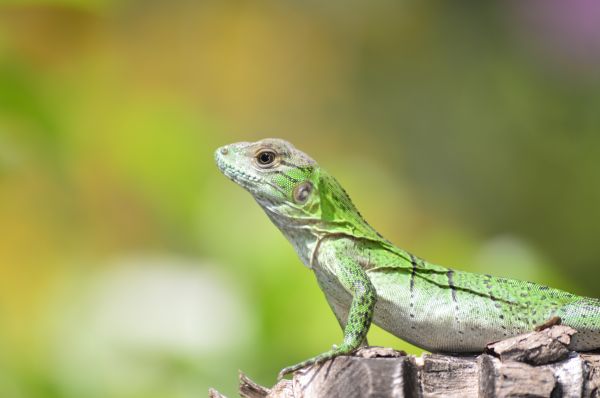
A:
[215,138,600,378]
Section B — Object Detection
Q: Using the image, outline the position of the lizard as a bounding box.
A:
[214,138,600,380]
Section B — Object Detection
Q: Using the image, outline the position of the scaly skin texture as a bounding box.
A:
[215,138,600,379]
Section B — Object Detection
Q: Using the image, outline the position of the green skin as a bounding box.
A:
[215,138,600,380]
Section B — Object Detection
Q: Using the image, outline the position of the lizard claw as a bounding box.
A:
[277,363,305,381]
[277,345,352,381]
[276,370,286,381]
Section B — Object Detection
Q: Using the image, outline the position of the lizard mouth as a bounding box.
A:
[214,148,261,191]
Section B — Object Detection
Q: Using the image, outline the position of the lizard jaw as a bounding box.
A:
[214,145,262,191]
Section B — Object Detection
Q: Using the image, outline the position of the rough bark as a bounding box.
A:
[209,325,600,398]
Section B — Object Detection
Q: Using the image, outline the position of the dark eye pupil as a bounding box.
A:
[258,151,275,165]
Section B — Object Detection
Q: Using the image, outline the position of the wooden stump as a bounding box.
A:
[209,326,600,398]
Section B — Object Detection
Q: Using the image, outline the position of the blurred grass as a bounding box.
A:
[0,1,599,397]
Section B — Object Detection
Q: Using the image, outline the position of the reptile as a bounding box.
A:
[214,138,600,379]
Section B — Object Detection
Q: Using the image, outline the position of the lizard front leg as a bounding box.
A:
[320,280,370,347]
[278,257,376,380]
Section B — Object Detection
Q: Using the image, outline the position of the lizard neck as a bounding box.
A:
[254,170,394,268]
[260,202,320,268]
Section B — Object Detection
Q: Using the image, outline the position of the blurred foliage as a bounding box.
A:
[0,0,599,397]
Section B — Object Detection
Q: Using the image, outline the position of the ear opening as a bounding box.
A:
[293,181,313,204]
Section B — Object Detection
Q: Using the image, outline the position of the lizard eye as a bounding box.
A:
[293,181,313,204]
[256,150,277,168]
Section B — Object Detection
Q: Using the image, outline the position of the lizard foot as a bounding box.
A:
[277,344,355,381]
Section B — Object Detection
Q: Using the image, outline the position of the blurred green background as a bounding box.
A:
[1,1,599,397]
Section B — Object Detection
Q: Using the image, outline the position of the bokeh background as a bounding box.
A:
[1,1,599,396]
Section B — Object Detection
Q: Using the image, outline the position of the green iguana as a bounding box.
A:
[215,138,600,379]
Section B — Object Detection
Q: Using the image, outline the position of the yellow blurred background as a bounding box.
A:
[1,1,599,396]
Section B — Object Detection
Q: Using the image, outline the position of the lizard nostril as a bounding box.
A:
[220,147,229,155]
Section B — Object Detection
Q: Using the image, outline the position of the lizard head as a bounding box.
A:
[216,138,382,243]
[215,138,320,215]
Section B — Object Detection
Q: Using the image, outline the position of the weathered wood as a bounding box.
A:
[209,388,228,398]
[581,353,600,397]
[486,325,576,365]
[208,327,600,398]
[421,354,478,397]
[239,372,275,398]
[496,361,556,398]
[294,353,416,397]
